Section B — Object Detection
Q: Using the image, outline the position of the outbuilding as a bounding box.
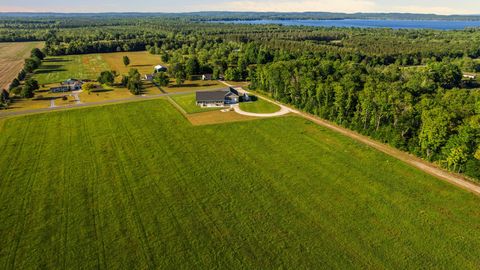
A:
[154,65,167,72]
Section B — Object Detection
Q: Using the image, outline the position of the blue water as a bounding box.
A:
[212,19,480,30]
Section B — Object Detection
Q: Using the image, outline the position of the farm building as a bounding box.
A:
[144,74,154,81]
[196,87,244,107]
[154,65,167,72]
[463,73,477,79]
[202,74,212,80]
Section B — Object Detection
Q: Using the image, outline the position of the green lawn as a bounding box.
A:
[239,97,281,113]
[0,100,479,269]
[34,54,110,85]
[171,93,224,113]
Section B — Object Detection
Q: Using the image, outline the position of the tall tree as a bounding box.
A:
[97,71,115,86]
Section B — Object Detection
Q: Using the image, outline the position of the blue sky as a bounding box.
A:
[1,0,478,15]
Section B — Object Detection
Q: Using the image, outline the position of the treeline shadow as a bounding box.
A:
[43,58,71,63]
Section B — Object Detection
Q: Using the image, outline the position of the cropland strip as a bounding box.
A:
[0,42,43,89]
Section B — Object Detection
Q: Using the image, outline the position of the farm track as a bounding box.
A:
[82,117,107,269]
[107,110,157,268]
[6,116,49,269]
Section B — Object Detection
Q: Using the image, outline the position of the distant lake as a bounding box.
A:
[211,19,480,30]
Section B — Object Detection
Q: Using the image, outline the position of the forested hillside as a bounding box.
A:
[1,15,479,180]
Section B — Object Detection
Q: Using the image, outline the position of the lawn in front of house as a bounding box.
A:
[239,97,281,113]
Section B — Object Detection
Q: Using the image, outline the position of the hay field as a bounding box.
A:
[0,42,43,89]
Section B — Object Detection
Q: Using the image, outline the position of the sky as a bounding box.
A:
[0,0,479,15]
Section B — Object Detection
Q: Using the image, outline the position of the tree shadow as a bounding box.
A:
[34,69,67,75]
[131,64,151,67]
[43,58,71,63]
[170,83,200,88]
[91,89,113,93]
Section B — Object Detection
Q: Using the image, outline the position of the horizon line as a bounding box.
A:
[1,11,480,16]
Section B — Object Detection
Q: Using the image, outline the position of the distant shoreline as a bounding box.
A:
[207,19,480,30]
[1,11,480,22]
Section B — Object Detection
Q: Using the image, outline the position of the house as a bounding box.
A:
[63,79,83,90]
[154,65,167,73]
[463,73,477,79]
[196,87,242,107]
[50,86,71,93]
[50,79,83,93]
[144,74,154,81]
[202,74,212,80]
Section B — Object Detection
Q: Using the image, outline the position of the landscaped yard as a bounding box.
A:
[239,97,281,113]
[0,99,479,269]
[170,93,224,114]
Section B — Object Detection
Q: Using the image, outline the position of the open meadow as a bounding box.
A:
[0,42,44,89]
[0,99,479,269]
[33,51,224,93]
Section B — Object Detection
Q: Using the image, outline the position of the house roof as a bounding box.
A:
[196,87,243,102]
[196,90,229,102]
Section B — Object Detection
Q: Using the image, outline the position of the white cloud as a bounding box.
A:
[205,0,377,13]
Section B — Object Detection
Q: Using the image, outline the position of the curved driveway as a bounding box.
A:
[232,103,291,117]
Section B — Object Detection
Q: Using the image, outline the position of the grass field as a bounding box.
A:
[170,93,224,114]
[34,52,224,91]
[34,52,225,96]
[34,54,110,85]
[0,42,44,89]
[239,97,281,113]
[0,100,479,269]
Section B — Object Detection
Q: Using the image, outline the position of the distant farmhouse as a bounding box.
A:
[50,79,83,93]
[463,72,477,79]
[154,65,167,73]
[196,87,249,107]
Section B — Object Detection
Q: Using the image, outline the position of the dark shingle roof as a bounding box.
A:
[195,87,242,102]
[196,89,229,102]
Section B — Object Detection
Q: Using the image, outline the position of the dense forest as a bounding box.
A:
[1,14,479,180]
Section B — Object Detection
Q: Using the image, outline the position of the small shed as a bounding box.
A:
[154,65,167,73]
[202,74,212,80]
[144,74,154,81]
[463,73,477,79]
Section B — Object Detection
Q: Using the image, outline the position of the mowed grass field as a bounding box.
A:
[0,100,479,269]
[0,42,44,89]
[34,54,111,85]
[33,51,224,91]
